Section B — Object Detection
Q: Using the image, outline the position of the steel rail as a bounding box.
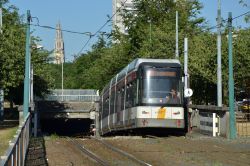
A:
[91,137,152,166]
[145,135,159,139]
[67,137,109,166]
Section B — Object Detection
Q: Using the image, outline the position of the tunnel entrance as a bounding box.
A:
[40,118,93,136]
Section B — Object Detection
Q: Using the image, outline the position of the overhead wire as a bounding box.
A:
[232,11,250,21]
[28,6,249,55]
[30,23,92,36]
[206,10,250,31]
[77,37,92,55]
[77,9,249,54]
[76,0,129,56]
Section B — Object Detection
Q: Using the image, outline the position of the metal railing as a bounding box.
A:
[50,89,98,96]
[40,89,99,102]
[46,94,99,102]
[0,113,31,166]
[189,105,250,138]
[189,105,227,137]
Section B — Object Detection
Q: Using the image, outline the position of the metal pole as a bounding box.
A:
[0,89,3,121]
[176,11,179,59]
[0,6,2,34]
[61,57,64,101]
[150,19,152,44]
[30,65,33,103]
[23,10,31,120]
[148,18,152,44]
[184,38,188,90]
[228,12,236,139]
[217,0,222,107]
[30,64,37,137]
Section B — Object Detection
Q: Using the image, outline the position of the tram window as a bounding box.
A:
[103,103,108,117]
[110,90,115,114]
[102,96,109,118]
[100,100,104,117]
[132,81,137,106]
[126,81,136,108]
[116,91,122,113]
[121,87,125,110]
[140,66,182,105]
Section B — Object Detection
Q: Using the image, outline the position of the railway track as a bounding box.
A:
[91,137,151,166]
[67,137,152,166]
[67,137,109,166]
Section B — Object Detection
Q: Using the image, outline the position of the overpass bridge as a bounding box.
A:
[36,89,99,119]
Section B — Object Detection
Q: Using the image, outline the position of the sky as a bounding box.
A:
[8,0,250,62]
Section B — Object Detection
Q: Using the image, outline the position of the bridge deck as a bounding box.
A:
[36,101,95,119]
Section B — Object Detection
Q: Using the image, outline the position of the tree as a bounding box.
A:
[57,0,249,106]
[71,0,206,92]
[232,29,250,98]
[188,32,218,104]
[118,0,204,57]
[0,1,52,104]
[0,3,26,93]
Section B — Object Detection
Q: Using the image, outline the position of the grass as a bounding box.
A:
[0,126,18,156]
[49,133,60,140]
[44,133,60,141]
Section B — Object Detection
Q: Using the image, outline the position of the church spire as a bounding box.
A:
[54,21,65,64]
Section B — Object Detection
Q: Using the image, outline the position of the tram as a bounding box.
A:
[99,58,187,135]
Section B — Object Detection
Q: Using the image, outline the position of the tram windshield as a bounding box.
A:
[141,66,183,105]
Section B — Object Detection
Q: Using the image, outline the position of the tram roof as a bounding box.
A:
[101,58,181,94]
[126,58,180,73]
[133,58,180,67]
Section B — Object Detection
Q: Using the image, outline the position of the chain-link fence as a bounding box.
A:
[236,112,250,137]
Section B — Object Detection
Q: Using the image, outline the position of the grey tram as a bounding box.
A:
[99,58,186,135]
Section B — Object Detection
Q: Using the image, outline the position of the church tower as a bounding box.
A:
[54,22,65,64]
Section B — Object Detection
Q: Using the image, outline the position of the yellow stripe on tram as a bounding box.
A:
[157,107,166,119]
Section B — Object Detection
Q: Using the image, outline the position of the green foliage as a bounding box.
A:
[0,5,26,91]
[45,0,249,105]
[0,1,53,104]
[188,32,217,104]
[233,29,250,97]
[49,133,60,140]
[82,41,131,90]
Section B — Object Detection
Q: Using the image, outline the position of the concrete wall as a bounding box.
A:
[190,108,229,138]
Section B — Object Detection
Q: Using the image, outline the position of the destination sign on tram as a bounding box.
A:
[147,71,177,77]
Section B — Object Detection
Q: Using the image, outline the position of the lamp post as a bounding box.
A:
[217,0,222,107]
[23,10,31,119]
[228,12,236,139]
[61,55,64,101]
[175,11,178,59]
[0,2,2,34]
[174,0,179,59]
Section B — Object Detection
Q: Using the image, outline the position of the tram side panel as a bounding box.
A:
[109,86,115,129]
[101,91,110,134]
[99,59,185,135]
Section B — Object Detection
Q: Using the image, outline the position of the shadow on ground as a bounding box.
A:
[25,137,48,166]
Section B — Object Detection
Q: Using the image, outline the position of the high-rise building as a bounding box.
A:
[112,0,134,34]
[53,22,65,64]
